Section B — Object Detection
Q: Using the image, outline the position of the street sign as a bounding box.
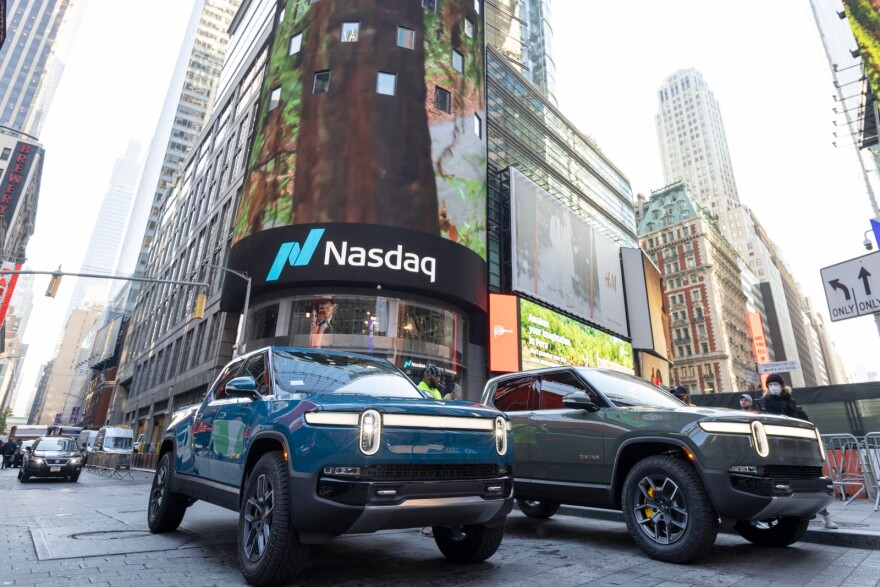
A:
[743,370,760,384]
[820,251,880,322]
[757,360,798,374]
[871,218,880,250]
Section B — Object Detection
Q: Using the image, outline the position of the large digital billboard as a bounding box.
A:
[843,0,880,97]
[520,298,633,373]
[510,168,628,337]
[233,0,486,259]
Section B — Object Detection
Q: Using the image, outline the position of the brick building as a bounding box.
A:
[637,181,754,394]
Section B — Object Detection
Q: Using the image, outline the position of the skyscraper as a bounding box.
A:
[655,69,741,229]
[112,0,241,306]
[486,0,557,105]
[64,141,143,316]
[0,0,84,138]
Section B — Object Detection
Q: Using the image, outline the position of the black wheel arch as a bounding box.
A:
[239,431,291,506]
[611,437,707,509]
[158,435,176,461]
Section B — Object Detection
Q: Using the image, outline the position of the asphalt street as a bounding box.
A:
[1,466,879,586]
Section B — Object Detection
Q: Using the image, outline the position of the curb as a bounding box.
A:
[552,505,880,550]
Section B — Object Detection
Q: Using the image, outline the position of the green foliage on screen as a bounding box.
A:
[520,298,634,372]
[843,0,880,97]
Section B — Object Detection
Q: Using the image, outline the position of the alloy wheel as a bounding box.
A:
[243,473,274,562]
[632,474,688,545]
[149,465,166,520]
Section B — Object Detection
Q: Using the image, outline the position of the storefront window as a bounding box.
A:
[249,294,468,397]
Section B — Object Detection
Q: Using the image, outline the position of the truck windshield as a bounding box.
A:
[578,369,684,408]
[272,350,422,398]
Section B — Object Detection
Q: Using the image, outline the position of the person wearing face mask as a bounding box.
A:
[757,374,804,417]
[757,373,838,529]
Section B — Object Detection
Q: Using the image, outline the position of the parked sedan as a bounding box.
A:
[19,437,83,482]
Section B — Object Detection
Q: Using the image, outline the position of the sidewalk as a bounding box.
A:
[556,496,880,550]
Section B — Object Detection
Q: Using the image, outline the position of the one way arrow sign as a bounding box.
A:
[820,251,880,322]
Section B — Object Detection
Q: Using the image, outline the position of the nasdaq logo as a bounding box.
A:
[266,228,325,281]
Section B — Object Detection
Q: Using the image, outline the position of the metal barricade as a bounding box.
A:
[131,452,159,471]
[822,433,868,506]
[863,432,880,511]
[84,451,134,479]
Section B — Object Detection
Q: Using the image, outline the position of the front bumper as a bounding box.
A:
[290,467,513,543]
[703,467,833,521]
[25,460,82,478]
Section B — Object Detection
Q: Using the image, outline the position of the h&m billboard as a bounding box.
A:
[509,168,628,337]
[226,0,487,311]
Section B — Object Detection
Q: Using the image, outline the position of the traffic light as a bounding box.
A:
[45,272,62,297]
[192,292,207,320]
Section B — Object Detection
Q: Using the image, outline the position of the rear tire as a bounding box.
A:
[734,517,809,547]
[517,499,560,519]
[622,455,718,563]
[238,451,308,586]
[147,453,188,533]
[433,524,505,563]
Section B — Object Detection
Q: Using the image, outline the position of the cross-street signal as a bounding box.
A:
[820,251,880,322]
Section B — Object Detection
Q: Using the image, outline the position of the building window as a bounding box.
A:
[397,26,415,49]
[278,7,285,22]
[452,49,464,73]
[269,87,281,110]
[474,0,480,14]
[313,71,331,94]
[422,0,436,11]
[0,148,9,161]
[376,72,396,96]
[473,113,481,137]
[434,86,451,113]
[289,33,302,55]
[465,18,474,38]
[341,22,359,42]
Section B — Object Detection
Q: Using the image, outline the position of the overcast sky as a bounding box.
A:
[10,1,880,416]
[552,0,880,381]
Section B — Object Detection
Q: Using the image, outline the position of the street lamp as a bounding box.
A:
[205,264,252,357]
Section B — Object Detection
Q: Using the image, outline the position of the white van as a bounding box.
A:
[77,430,98,452]
[93,427,134,453]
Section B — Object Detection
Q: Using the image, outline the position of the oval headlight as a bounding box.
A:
[751,420,770,458]
[359,409,382,456]
[494,416,508,456]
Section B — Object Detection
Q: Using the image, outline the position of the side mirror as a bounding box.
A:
[226,376,260,400]
[563,392,601,412]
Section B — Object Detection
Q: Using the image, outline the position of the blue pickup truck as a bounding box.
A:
[148,347,514,585]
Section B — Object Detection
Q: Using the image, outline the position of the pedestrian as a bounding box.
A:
[417,363,444,538]
[739,393,754,411]
[757,373,838,529]
[1,437,17,469]
[417,364,443,400]
[671,385,693,406]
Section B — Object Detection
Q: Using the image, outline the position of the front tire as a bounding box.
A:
[433,524,505,563]
[19,468,29,483]
[147,453,188,533]
[734,517,809,547]
[517,499,560,519]
[70,472,80,483]
[622,455,718,563]
[238,451,308,586]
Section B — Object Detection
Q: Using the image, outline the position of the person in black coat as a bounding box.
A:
[1,438,17,468]
[757,373,837,529]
